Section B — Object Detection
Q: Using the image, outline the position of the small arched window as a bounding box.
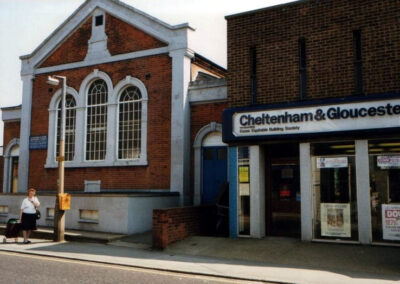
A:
[118,86,142,159]
[86,79,108,161]
[56,95,76,161]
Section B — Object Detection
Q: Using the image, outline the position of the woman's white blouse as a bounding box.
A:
[21,197,40,214]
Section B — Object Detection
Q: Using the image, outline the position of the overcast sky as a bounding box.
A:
[0,0,294,146]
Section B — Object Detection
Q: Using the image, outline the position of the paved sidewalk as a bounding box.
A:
[0,234,399,284]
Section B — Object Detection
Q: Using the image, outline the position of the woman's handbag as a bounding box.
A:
[30,199,41,220]
[35,209,41,220]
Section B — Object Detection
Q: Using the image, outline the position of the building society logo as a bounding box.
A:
[234,101,400,136]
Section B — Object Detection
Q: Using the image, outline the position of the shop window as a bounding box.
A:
[118,86,142,160]
[369,140,400,244]
[86,79,108,161]
[311,142,358,241]
[238,147,250,235]
[56,95,76,161]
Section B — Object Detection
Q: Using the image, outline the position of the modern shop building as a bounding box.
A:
[0,0,227,234]
[223,0,400,245]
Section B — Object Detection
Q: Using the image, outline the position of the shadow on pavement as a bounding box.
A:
[23,236,400,283]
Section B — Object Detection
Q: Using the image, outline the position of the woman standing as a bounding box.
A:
[19,188,40,244]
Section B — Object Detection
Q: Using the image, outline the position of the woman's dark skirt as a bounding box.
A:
[21,213,37,230]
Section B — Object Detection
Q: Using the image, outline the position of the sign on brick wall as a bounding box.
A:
[29,135,48,150]
[223,94,400,142]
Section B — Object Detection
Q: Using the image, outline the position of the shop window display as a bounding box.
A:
[369,140,400,243]
[238,147,250,235]
[311,142,359,241]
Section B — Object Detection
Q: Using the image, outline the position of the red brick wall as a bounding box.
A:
[3,121,20,149]
[227,0,400,107]
[39,17,91,68]
[29,55,172,191]
[106,14,167,55]
[152,205,215,249]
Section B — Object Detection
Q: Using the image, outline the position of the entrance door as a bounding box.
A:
[268,160,301,237]
[202,146,227,204]
[11,157,18,193]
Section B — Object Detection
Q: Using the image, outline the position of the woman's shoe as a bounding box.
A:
[23,240,31,244]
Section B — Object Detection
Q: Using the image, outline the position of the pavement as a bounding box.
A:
[0,226,399,284]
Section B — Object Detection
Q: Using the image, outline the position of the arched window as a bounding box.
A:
[118,86,142,159]
[56,95,76,161]
[86,79,108,161]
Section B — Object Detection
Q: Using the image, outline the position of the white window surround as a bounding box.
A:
[45,70,148,168]
[114,76,148,165]
[193,122,225,205]
[3,138,20,193]
[46,87,79,168]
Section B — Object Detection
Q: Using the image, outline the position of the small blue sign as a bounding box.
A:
[29,135,48,150]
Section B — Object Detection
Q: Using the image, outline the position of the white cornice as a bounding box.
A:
[34,47,169,75]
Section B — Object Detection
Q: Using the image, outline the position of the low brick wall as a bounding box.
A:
[152,205,215,249]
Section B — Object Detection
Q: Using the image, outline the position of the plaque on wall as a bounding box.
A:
[29,135,48,150]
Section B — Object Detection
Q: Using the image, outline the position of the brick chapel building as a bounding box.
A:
[0,0,227,234]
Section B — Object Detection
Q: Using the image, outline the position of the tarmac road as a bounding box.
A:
[0,251,267,284]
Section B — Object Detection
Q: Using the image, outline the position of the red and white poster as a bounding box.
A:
[382,204,400,241]
[317,157,348,169]
[377,156,400,169]
[321,203,351,238]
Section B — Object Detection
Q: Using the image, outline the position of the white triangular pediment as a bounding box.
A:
[21,0,194,74]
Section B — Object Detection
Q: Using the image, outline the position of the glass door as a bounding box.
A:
[270,161,300,237]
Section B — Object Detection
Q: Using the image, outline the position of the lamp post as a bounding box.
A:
[47,75,66,242]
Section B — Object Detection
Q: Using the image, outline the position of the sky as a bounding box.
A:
[0,0,294,146]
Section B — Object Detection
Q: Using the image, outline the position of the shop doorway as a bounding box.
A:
[266,144,301,238]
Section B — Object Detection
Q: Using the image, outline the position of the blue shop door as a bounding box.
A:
[202,146,227,204]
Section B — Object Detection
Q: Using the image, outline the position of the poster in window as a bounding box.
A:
[382,204,400,241]
[377,156,400,169]
[317,157,348,169]
[238,166,249,183]
[321,203,351,237]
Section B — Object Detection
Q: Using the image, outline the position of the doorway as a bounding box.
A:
[11,157,18,193]
[266,144,301,238]
[202,146,227,204]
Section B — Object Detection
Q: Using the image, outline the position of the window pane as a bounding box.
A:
[311,142,358,241]
[369,139,400,244]
[118,86,142,160]
[56,95,76,161]
[217,148,227,160]
[86,80,107,161]
[203,148,213,160]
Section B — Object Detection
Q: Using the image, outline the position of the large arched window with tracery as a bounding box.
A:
[86,79,108,161]
[56,95,76,161]
[118,86,142,159]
